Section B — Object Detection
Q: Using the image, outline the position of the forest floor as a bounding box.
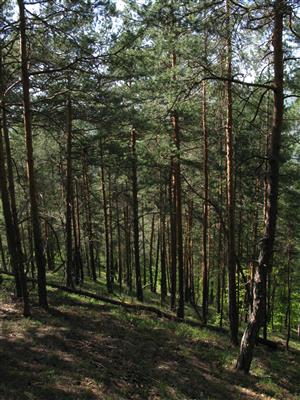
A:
[0,278,300,400]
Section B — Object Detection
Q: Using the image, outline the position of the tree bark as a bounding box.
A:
[160,181,167,304]
[149,213,155,292]
[83,152,96,281]
[18,0,48,309]
[0,121,30,316]
[171,49,184,319]
[131,128,143,302]
[65,94,74,288]
[236,0,284,373]
[202,80,209,324]
[169,162,177,309]
[100,138,113,292]
[225,0,238,345]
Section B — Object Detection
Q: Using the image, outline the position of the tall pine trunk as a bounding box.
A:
[18,0,48,309]
[100,138,113,292]
[65,95,74,288]
[131,128,143,302]
[236,0,284,373]
[202,80,209,324]
[225,0,238,345]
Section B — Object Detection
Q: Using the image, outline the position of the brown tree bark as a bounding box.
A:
[2,100,28,300]
[18,0,48,309]
[124,204,132,292]
[149,213,155,292]
[83,152,96,281]
[0,122,30,316]
[0,53,21,297]
[169,163,177,309]
[171,49,184,319]
[100,138,113,292]
[75,179,84,282]
[160,181,167,304]
[142,212,147,286]
[225,0,238,345]
[108,173,114,285]
[131,128,143,302]
[116,196,123,290]
[65,95,74,288]
[236,0,285,373]
[202,80,209,324]
[0,234,7,272]
[285,225,292,350]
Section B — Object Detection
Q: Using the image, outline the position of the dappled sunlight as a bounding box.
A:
[1,286,298,400]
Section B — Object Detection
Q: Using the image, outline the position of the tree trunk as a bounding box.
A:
[100,139,113,292]
[65,95,74,288]
[2,90,29,305]
[0,234,7,272]
[18,0,48,309]
[225,0,238,345]
[116,196,123,290]
[149,213,155,292]
[160,181,167,304]
[202,80,209,324]
[0,119,30,316]
[83,152,96,281]
[236,0,284,373]
[108,173,114,286]
[171,49,184,319]
[124,205,132,292]
[285,227,292,350]
[0,65,20,296]
[131,128,143,302]
[142,212,147,286]
[169,163,177,309]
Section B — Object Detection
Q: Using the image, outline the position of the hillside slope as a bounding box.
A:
[0,282,299,400]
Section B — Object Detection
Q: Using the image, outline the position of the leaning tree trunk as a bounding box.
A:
[18,0,48,309]
[236,0,284,373]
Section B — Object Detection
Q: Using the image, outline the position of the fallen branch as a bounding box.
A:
[0,270,203,328]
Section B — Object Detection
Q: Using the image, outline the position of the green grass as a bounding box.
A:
[1,277,300,400]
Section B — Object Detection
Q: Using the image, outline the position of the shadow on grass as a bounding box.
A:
[0,289,296,400]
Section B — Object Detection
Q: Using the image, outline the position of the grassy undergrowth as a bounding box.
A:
[0,278,300,400]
